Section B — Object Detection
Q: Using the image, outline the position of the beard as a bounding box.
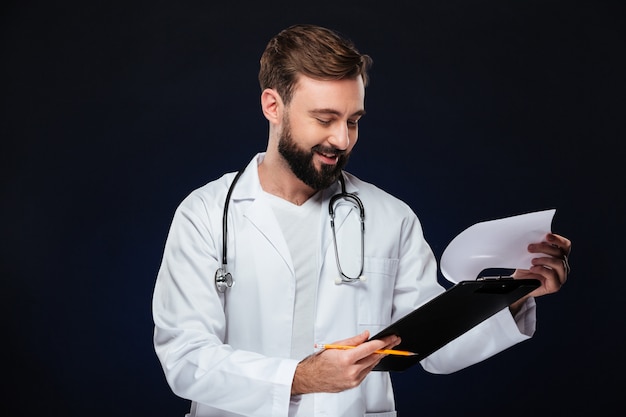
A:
[277,117,350,191]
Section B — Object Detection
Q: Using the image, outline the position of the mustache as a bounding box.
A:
[311,145,347,157]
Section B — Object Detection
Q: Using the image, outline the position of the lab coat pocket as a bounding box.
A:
[358,257,398,334]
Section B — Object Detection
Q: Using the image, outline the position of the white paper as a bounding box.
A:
[440,209,556,283]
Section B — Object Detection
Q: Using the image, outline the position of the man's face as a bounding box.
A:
[277,75,365,191]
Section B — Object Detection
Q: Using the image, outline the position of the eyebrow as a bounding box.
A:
[309,108,366,118]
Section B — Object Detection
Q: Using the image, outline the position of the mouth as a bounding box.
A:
[316,150,339,165]
[313,146,344,165]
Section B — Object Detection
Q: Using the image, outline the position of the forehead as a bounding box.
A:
[290,75,365,113]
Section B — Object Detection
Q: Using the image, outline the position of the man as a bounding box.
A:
[152,24,571,417]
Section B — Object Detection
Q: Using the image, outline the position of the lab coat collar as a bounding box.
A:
[228,153,265,202]
[228,152,361,201]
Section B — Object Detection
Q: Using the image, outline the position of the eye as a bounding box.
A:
[348,119,359,128]
[316,118,331,126]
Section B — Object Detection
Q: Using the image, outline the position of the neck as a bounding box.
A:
[258,154,316,206]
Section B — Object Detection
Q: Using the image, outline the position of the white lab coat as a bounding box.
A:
[152,153,535,417]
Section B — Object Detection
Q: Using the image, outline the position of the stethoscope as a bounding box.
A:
[215,166,366,293]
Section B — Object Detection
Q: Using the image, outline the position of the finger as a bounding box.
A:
[380,336,402,351]
[332,331,399,354]
[547,233,572,256]
[356,355,386,379]
[351,336,400,359]
[529,258,567,289]
[531,255,561,272]
[528,241,563,258]
[562,253,571,275]
[528,235,572,277]
[334,331,370,347]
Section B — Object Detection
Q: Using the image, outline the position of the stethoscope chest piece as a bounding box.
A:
[214,168,246,294]
[215,267,234,293]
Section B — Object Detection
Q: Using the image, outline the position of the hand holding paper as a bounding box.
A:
[440,209,556,283]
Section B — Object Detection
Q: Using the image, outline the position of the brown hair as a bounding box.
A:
[258,24,372,104]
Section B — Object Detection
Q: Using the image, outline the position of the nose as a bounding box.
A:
[328,122,351,151]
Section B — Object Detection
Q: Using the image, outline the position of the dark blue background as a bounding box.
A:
[3,1,625,415]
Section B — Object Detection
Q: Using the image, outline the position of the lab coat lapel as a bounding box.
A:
[244,197,295,276]
[231,155,294,276]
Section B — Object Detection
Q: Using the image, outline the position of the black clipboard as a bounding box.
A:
[370,278,540,372]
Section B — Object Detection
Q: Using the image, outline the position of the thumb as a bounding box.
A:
[334,330,370,346]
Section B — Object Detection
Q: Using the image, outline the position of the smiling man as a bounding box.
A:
[260,75,365,203]
[152,24,572,417]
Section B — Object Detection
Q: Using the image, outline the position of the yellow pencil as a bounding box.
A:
[314,343,417,356]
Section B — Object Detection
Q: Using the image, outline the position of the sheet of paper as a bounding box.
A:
[440,209,556,283]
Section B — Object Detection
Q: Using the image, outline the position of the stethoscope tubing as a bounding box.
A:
[216,166,366,292]
[329,175,366,283]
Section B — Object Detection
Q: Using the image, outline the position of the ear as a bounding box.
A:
[261,88,283,124]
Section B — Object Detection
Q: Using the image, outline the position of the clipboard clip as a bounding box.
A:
[476,275,514,281]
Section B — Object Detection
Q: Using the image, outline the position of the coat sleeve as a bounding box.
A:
[152,190,298,416]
